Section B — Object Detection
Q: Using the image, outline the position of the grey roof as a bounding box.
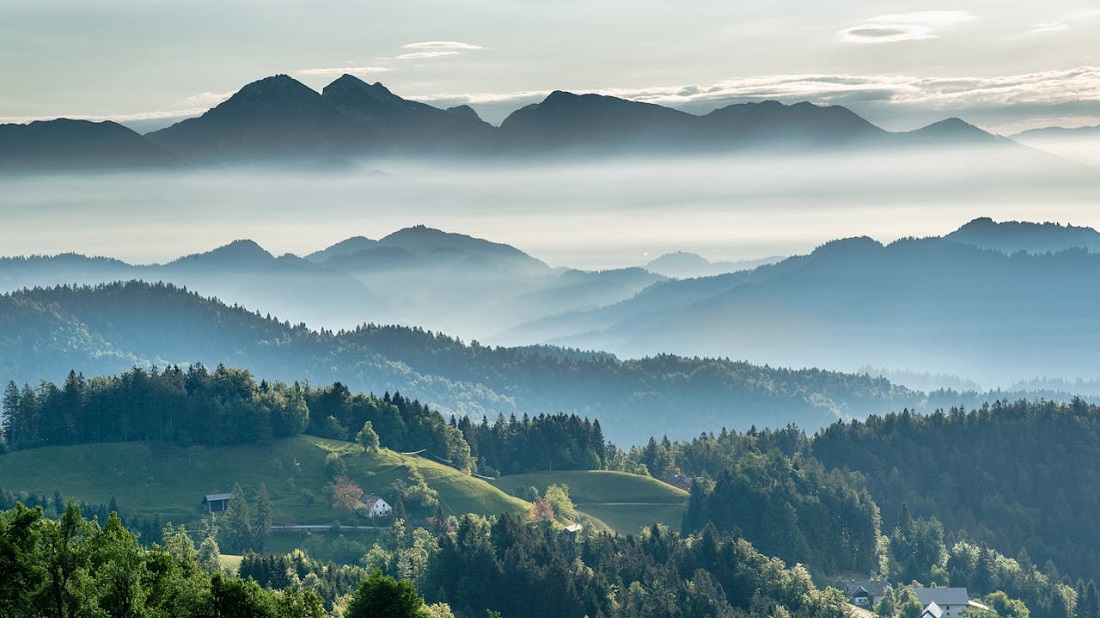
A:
[204,493,234,502]
[847,581,888,597]
[923,602,944,618]
[915,588,971,607]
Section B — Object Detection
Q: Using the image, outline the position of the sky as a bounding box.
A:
[2,0,1100,133]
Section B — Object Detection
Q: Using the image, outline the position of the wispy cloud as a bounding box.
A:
[394,51,462,61]
[296,66,395,77]
[840,11,975,43]
[1029,22,1069,34]
[0,108,205,126]
[413,66,1100,118]
[401,41,482,51]
[187,91,234,106]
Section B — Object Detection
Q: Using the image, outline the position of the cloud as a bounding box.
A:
[411,66,1100,127]
[400,41,482,51]
[187,91,234,106]
[296,66,395,77]
[1030,22,1068,34]
[840,11,975,43]
[0,108,204,125]
[394,51,461,61]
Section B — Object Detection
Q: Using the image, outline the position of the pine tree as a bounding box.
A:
[253,483,273,553]
[221,483,253,554]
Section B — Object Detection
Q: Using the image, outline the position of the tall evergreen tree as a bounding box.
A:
[221,483,253,554]
[253,483,273,553]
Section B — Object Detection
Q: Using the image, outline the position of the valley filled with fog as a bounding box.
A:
[3,144,1096,270]
[3,142,1100,392]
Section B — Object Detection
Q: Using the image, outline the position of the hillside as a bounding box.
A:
[0,435,527,524]
[532,233,1100,386]
[490,469,688,534]
[0,281,952,445]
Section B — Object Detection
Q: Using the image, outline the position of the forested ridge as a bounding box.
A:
[5,370,1100,617]
[812,399,1100,581]
[0,280,1040,444]
[0,365,473,470]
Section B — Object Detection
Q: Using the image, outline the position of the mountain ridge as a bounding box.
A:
[0,74,1025,170]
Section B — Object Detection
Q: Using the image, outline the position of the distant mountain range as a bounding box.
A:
[0,118,181,171]
[2,217,1099,390]
[0,225,663,337]
[1,73,1019,170]
[522,218,1100,386]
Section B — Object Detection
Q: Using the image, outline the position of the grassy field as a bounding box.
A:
[490,470,688,535]
[0,435,528,527]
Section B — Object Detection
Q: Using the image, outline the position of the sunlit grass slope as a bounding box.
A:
[490,470,688,534]
[0,435,528,525]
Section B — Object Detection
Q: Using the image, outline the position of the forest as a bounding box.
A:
[0,365,473,470]
[7,366,1100,618]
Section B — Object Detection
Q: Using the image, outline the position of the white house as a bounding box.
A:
[847,581,888,609]
[360,494,393,518]
[914,587,989,618]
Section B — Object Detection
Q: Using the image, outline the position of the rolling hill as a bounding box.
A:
[490,470,688,534]
[0,435,528,525]
[520,223,1100,387]
[0,280,952,445]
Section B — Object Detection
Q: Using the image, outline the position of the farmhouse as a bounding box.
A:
[914,587,989,618]
[846,581,888,609]
[360,494,393,518]
[202,492,233,513]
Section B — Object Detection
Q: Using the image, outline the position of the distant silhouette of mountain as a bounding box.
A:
[499,90,694,150]
[905,118,1003,145]
[6,75,1045,167]
[165,239,275,271]
[304,236,379,263]
[525,234,1100,386]
[376,225,549,272]
[322,75,492,151]
[147,74,353,161]
[1012,125,1100,139]
[701,100,886,147]
[0,280,946,444]
[946,217,1100,254]
[645,252,782,279]
[446,105,486,123]
[0,118,180,171]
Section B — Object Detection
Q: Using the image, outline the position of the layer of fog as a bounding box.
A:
[3,145,1099,389]
[2,146,1097,270]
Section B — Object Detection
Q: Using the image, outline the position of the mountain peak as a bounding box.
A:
[227,74,328,110]
[0,118,180,171]
[170,239,274,268]
[908,118,1000,144]
[946,217,1100,254]
[446,105,485,123]
[305,236,379,263]
[379,226,548,270]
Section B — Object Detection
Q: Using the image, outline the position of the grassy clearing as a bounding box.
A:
[490,470,688,535]
[0,436,528,527]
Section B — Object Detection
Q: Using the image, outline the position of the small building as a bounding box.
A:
[202,493,234,513]
[564,523,583,535]
[846,581,888,609]
[914,587,988,618]
[360,494,393,518]
[922,602,944,618]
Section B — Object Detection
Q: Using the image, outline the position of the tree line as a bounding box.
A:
[456,412,607,476]
[0,365,473,472]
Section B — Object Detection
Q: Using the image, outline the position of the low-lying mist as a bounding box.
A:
[2,145,1096,270]
[3,144,1099,390]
